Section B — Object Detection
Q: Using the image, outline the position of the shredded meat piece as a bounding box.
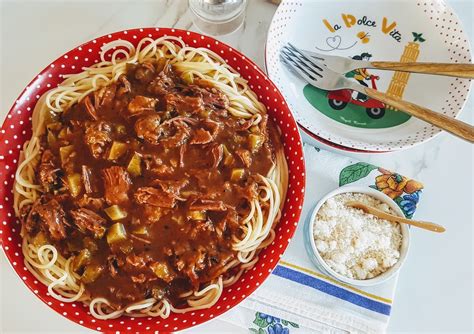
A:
[131,274,147,283]
[25,197,67,241]
[179,144,187,168]
[233,117,255,131]
[135,187,178,208]
[134,62,156,84]
[82,96,98,120]
[107,255,121,277]
[94,84,117,110]
[102,166,131,205]
[148,65,176,95]
[117,75,131,96]
[150,179,188,198]
[233,181,259,203]
[158,118,191,148]
[211,144,223,168]
[76,195,104,211]
[38,150,62,192]
[236,149,252,168]
[81,165,93,194]
[127,95,158,116]
[134,114,162,143]
[190,128,213,145]
[186,84,230,111]
[126,253,150,269]
[70,208,106,238]
[84,121,113,159]
[165,94,204,114]
[190,199,227,211]
[137,117,195,147]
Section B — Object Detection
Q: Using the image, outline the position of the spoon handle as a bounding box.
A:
[346,201,446,233]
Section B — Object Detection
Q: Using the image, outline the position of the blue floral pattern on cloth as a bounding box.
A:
[249,312,299,334]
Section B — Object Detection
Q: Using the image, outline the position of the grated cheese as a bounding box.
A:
[313,193,402,280]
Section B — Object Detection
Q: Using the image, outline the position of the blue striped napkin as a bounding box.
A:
[219,144,424,333]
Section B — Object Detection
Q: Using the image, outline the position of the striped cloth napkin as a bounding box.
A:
[219,144,424,333]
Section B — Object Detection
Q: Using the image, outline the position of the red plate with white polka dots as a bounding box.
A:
[0,28,305,333]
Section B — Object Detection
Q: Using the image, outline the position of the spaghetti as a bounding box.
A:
[14,36,288,320]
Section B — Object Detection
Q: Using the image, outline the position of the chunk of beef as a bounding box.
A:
[126,253,150,269]
[190,128,213,145]
[134,187,177,208]
[81,165,93,194]
[102,166,131,205]
[127,95,158,116]
[84,121,113,159]
[148,65,176,95]
[134,62,156,84]
[190,199,227,212]
[134,114,161,143]
[38,149,62,192]
[211,144,223,168]
[150,179,188,198]
[117,75,131,97]
[164,93,204,115]
[94,84,117,110]
[82,96,98,120]
[185,84,230,111]
[76,195,104,211]
[70,208,106,238]
[236,149,252,168]
[25,197,67,241]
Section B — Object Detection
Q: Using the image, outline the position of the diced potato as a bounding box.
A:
[222,144,235,166]
[81,264,104,284]
[132,226,149,236]
[127,152,142,177]
[107,141,128,160]
[67,173,82,197]
[104,205,127,221]
[199,109,210,118]
[59,145,74,164]
[187,210,206,221]
[230,168,245,182]
[248,134,264,152]
[47,131,57,145]
[106,222,127,245]
[32,231,49,247]
[150,262,174,283]
[72,249,91,272]
[57,128,68,139]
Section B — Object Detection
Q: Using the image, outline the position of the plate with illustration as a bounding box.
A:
[265,0,472,152]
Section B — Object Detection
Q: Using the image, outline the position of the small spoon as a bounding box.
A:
[346,201,446,233]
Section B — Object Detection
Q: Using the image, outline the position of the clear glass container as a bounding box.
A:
[189,0,247,36]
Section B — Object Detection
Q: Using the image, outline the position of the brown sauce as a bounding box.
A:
[21,61,282,309]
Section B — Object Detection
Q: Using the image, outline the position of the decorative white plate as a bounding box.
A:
[266,0,472,152]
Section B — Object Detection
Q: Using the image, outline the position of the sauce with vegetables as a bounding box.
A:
[21,61,282,308]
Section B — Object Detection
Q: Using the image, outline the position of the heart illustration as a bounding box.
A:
[326,35,342,49]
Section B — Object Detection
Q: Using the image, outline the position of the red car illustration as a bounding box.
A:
[327,76,386,119]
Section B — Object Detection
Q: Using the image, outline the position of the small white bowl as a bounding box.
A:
[304,185,410,286]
